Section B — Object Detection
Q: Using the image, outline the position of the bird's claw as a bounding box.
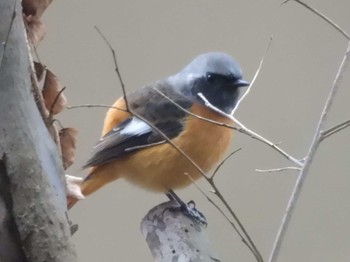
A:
[181,200,207,226]
[166,200,207,226]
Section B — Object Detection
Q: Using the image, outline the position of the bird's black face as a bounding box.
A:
[191,72,249,113]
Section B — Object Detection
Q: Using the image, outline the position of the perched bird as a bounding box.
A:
[67,52,249,209]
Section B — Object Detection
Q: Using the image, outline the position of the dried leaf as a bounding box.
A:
[42,69,67,115]
[34,61,46,83]
[60,128,78,170]
[22,0,52,18]
[25,15,46,47]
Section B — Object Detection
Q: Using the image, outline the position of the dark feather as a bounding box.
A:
[84,82,192,168]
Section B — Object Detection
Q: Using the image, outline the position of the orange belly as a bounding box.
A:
[105,103,234,192]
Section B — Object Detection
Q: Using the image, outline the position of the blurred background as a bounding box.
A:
[38,1,350,261]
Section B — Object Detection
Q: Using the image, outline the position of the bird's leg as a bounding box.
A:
[165,189,207,225]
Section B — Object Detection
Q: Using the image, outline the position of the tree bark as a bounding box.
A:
[0,0,77,261]
[141,201,220,262]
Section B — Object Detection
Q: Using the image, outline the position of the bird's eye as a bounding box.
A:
[206,73,215,83]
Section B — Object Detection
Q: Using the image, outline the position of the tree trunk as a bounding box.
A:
[0,0,77,261]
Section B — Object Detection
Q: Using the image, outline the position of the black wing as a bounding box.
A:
[83,82,192,168]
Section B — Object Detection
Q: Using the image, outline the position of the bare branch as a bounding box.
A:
[155,86,301,167]
[94,26,129,110]
[210,148,242,180]
[198,93,303,167]
[282,0,350,40]
[320,119,350,141]
[268,41,350,262]
[207,178,264,262]
[184,172,260,261]
[231,36,273,115]
[152,87,239,130]
[255,167,301,173]
[67,104,128,112]
[25,37,48,121]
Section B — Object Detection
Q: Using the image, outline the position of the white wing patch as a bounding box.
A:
[93,117,152,153]
[120,117,152,136]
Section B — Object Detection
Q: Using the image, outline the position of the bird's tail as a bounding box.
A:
[67,165,120,209]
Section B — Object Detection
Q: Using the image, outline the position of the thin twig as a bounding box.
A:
[155,87,301,167]
[94,26,129,110]
[21,13,48,121]
[67,104,128,112]
[29,66,48,121]
[210,148,242,180]
[208,179,264,262]
[320,119,350,141]
[48,86,66,120]
[152,87,239,130]
[255,167,301,173]
[198,93,303,167]
[52,119,64,130]
[22,15,43,65]
[282,0,350,40]
[207,148,267,262]
[184,173,260,260]
[268,41,350,262]
[231,36,273,115]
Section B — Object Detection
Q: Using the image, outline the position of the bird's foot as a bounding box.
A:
[165,190,207,225]
[167,200,207,226]
[181,200,207,225]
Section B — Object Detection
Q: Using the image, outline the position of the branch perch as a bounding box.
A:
[141,201,220,262]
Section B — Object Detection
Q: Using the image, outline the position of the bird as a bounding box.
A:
[67,52,249,209]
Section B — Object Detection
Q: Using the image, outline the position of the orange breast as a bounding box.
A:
[109,103,234,192]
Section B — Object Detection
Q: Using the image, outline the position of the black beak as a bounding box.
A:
[234,79,250,88]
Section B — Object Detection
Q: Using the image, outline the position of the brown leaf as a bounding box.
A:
[24,15,46,47]
[22,0,53,18]
[34,62,46,83]
[42,69,67,115]
[59,128,78,170]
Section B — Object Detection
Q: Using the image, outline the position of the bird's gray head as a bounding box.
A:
[171,52,249,114]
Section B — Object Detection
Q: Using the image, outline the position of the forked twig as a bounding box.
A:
[154,87,301,167]
[205,149,264,262]
[210,148,242,180]
[268,4,350,261]
[268,41,350,262]
[184,172,260,259]
[94,26,129,110]
[198,93,303,167]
